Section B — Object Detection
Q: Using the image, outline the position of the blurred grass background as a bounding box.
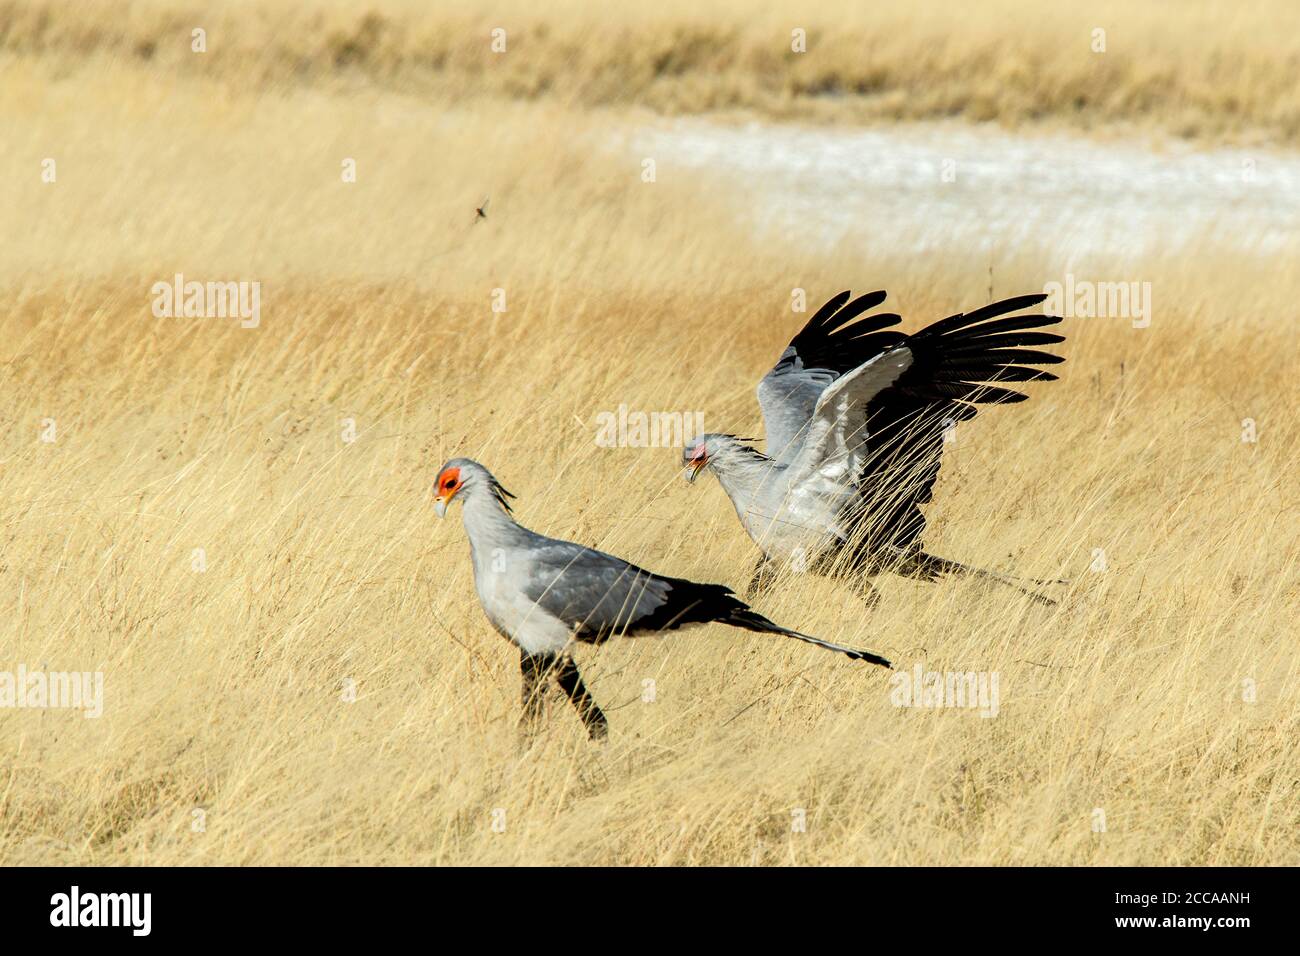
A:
[0,1,1296,864]
[3,0,1299,142]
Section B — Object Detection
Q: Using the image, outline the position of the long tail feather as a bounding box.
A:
[911,551,1065,606]
[727,608,892,668]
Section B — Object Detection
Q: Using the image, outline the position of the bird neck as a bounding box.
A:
[710,444,775,499]
[459,486,524,555]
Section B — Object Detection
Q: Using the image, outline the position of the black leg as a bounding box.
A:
[854,575,882,608]
[555,656,608,741]
[519,649,555,732]
[745,556,773,600]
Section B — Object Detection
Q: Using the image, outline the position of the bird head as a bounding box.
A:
[433,460,468,517]
[682,434,746,483]
[434,458,515,517]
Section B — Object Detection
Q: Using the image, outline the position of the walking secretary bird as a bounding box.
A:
[681,290,1067,604]
[433,457,891,739]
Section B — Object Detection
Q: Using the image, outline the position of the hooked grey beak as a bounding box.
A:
[684,457,707,483]
[434,496,449,518]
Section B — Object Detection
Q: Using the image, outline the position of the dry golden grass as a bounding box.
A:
[0,14,1297,866]
[3,0,1300,144]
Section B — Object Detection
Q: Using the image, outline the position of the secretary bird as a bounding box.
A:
[433,458,890,739]
[681,290,1065,604]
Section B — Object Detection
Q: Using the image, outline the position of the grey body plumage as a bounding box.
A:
[433,458,890,738]
[684,291,1066,602]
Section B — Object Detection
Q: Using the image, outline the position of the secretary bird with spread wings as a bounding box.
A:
[681,290,1066,604]
[433,458,890,740]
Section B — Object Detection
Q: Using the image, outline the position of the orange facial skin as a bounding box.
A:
[686,446,708,480]
[436,466,462,502]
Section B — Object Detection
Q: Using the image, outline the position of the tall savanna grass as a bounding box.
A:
[0,4,1296,865]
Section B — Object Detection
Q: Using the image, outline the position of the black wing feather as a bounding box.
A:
[784,290,903,375]
[573,570,890,665]
[856,295,1064,551]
